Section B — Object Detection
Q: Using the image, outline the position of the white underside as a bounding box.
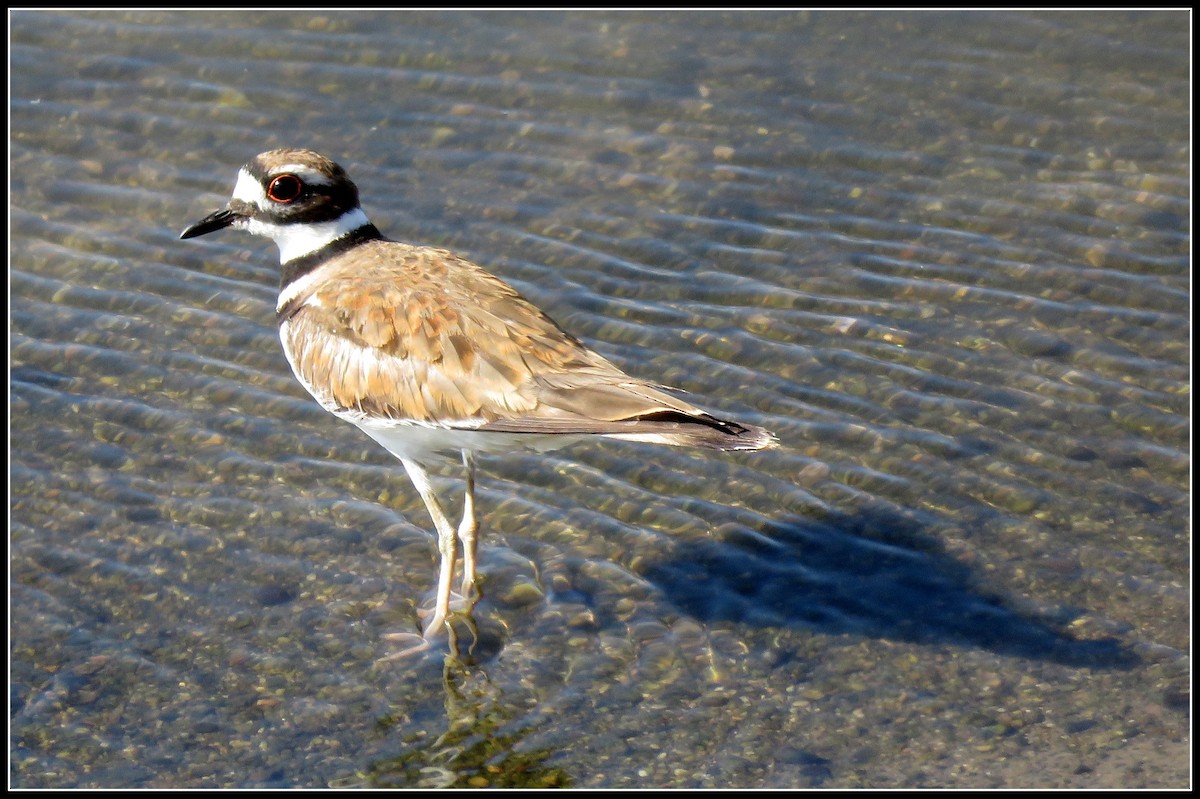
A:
[354,417,585,463]
[351,414,693,463]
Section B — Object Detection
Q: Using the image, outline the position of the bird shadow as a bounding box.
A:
[640,505,1138,670]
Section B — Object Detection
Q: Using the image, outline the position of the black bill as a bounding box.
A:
[180,207,242,239]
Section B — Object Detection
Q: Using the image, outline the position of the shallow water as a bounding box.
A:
[10,9,1189,788]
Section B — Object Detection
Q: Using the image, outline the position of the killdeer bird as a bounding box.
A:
[181,148,776,645]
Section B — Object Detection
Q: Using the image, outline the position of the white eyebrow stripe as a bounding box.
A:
[273,164,334,185]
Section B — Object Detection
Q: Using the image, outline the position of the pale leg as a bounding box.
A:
[401,458,457,638]
[458,450,479,598]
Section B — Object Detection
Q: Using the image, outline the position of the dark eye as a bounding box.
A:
[267,174,303,203]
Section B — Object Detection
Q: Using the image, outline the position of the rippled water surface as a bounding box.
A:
[10,9,1189,788]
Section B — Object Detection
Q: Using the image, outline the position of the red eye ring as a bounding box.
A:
[267,174,303,203]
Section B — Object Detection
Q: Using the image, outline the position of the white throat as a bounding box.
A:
[244,207,372,264]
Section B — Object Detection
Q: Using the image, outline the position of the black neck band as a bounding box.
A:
[277,223,383,296]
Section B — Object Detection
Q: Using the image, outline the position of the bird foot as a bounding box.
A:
[416,590,472,624]
[377,631,433,661]
[377,588,481,661]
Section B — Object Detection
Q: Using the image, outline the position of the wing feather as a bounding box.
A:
[277,240,775,450]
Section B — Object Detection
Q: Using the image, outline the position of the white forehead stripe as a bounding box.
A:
[231,168,267,206]
[248,207,372,264]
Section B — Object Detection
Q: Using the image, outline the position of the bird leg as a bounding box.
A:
[400,458,458,639]
[457,450,479,599]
